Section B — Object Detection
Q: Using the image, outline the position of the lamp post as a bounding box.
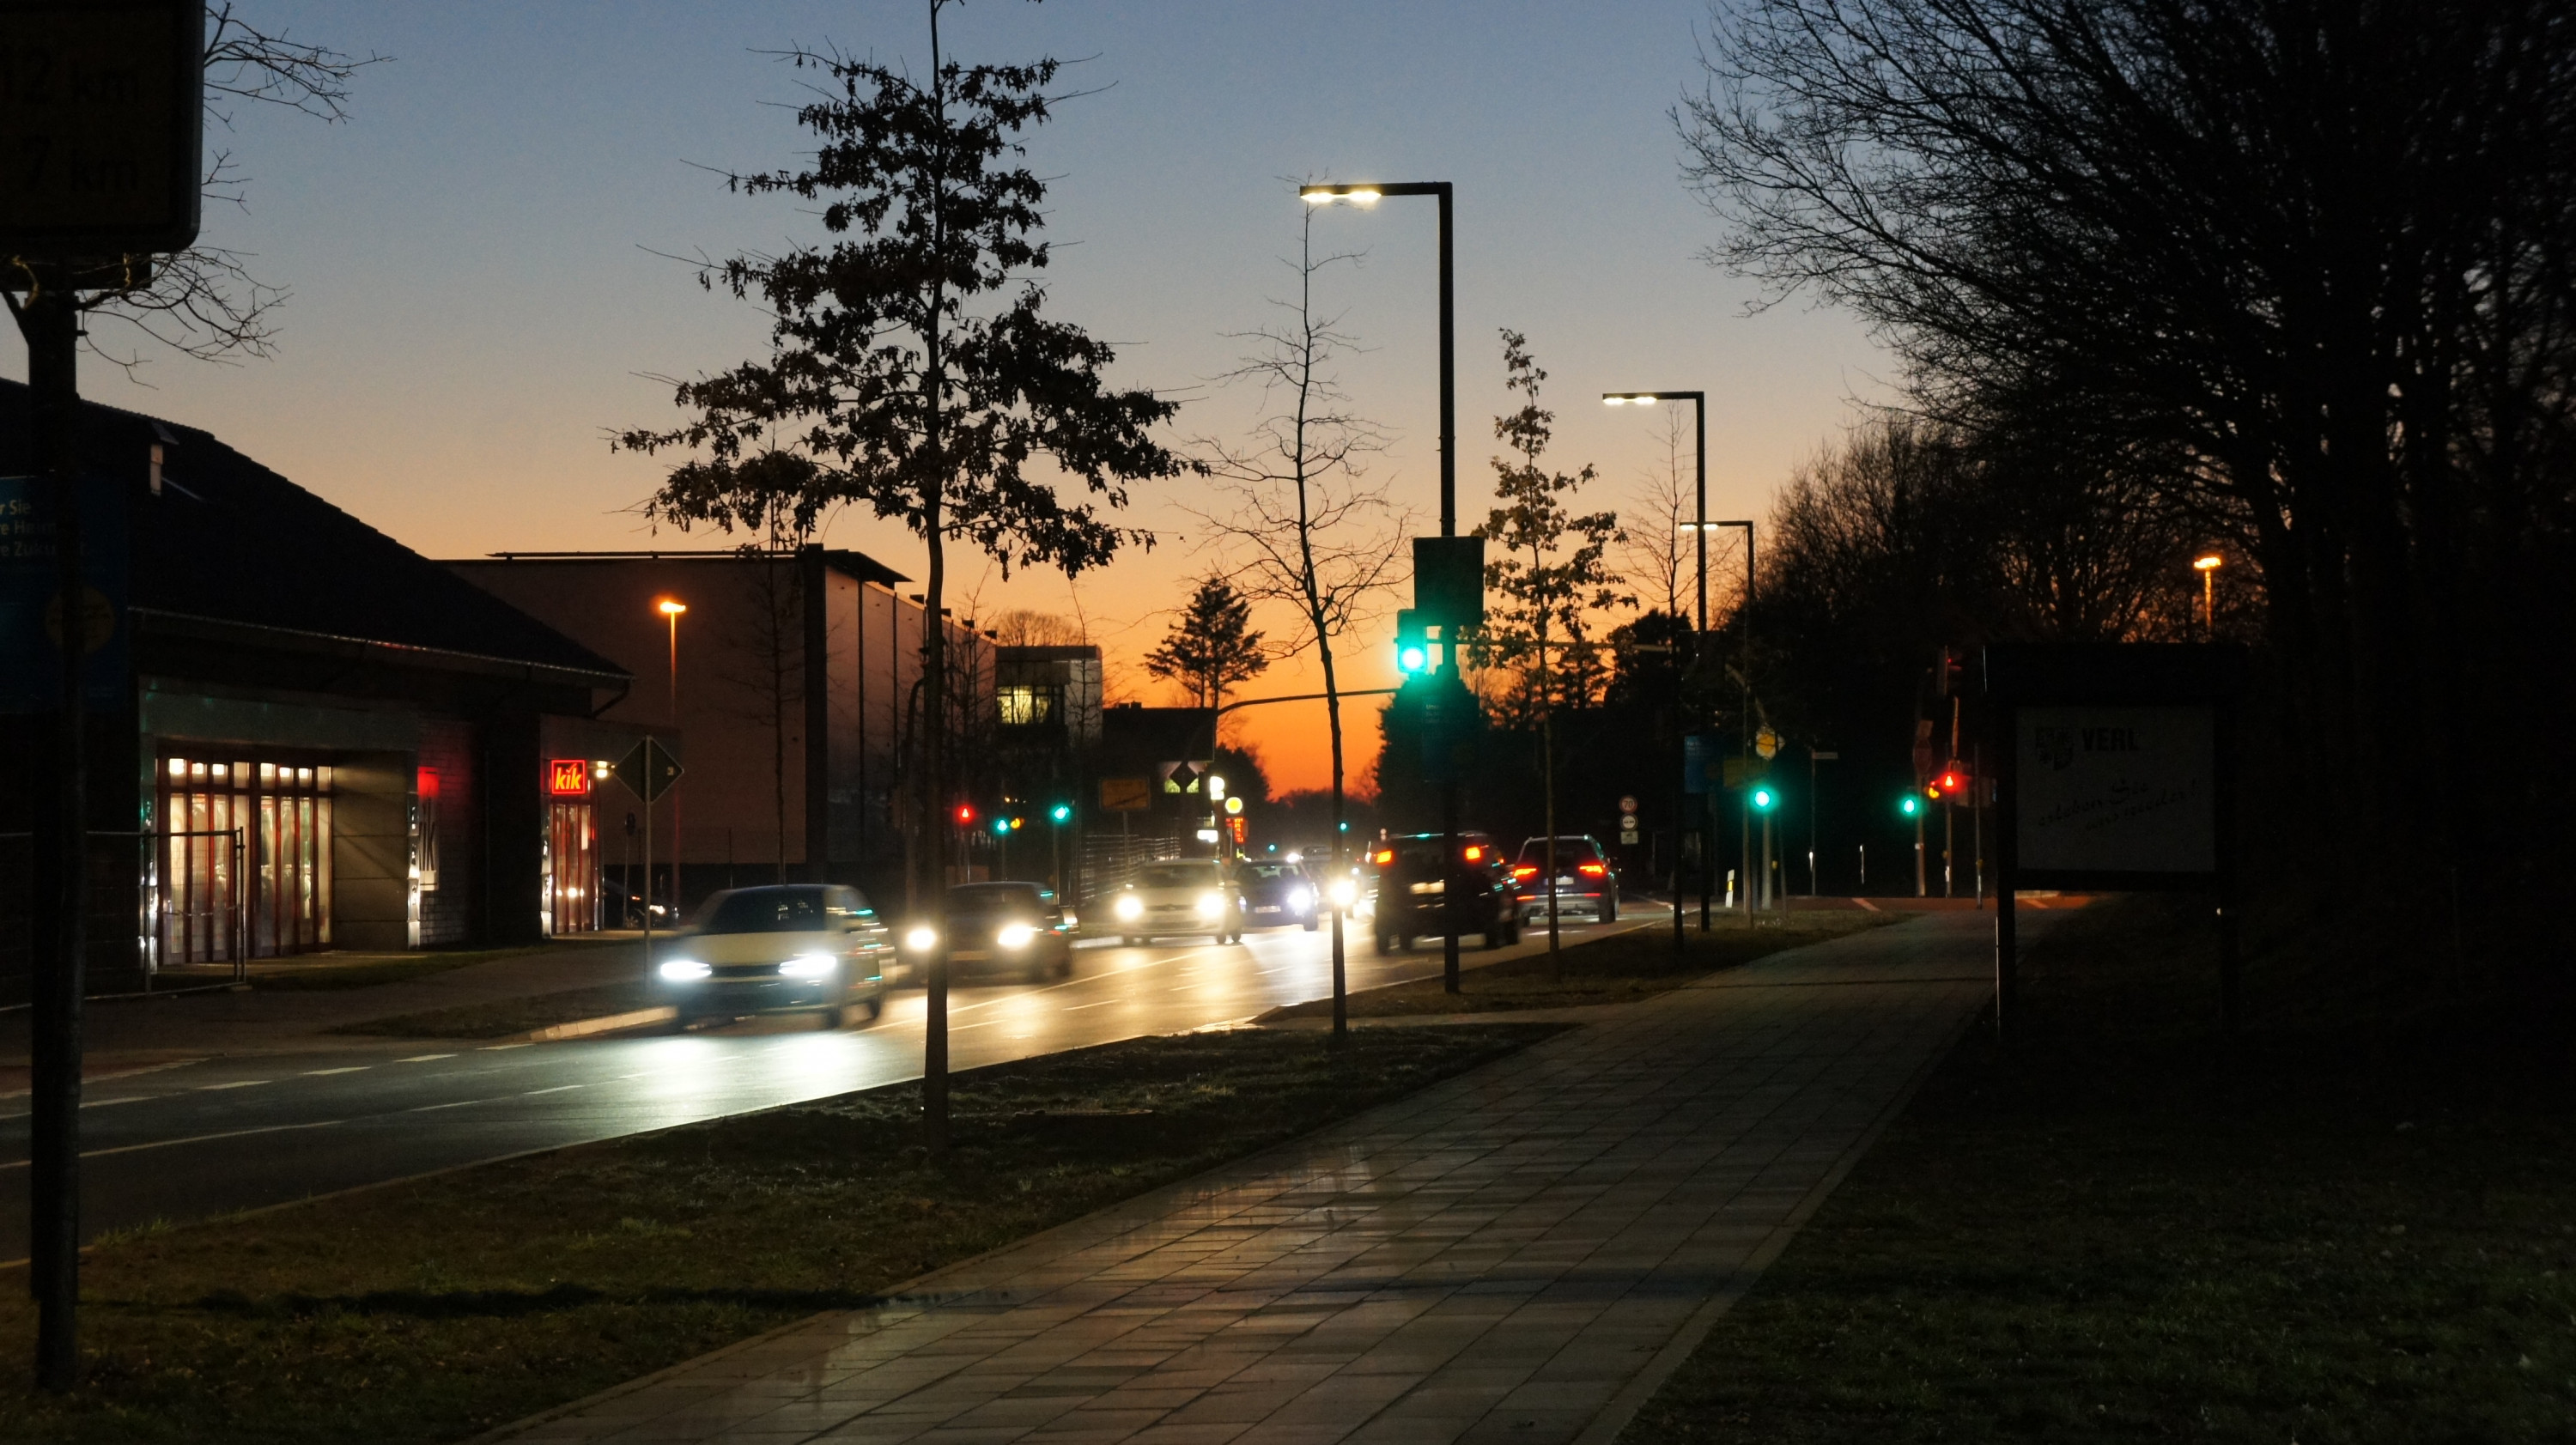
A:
[656,598,687,920]
[1605,392,1705,959]
[1302,180,1467,989]
[2193,554,2222,639]
[1682,520,1755,926]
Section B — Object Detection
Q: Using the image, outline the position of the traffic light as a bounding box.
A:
[951,803,977,827]
[1394,608,1431,677]
[1048,802,1072,824]
[992,815,1012,836]
[1750,785,1778,812]
[1898,792,1923,818]
[1925,764,1971,800]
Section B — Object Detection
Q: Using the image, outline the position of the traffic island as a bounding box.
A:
[1618,893,2576,1443]
[1259,908,1895,1020]
[0,1024,1558,1445]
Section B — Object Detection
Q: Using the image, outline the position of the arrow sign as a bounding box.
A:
[612,738,683,803]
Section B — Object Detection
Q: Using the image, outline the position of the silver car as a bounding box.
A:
[656,884,892,1027]
[1107,859,1247,944]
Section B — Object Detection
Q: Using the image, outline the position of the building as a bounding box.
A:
[446,550,993,908]
[0,384,643,997]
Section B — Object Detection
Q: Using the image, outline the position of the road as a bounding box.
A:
[0,908,1670,1260]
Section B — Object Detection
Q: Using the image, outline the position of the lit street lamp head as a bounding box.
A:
[656,598,689,616]
[2193,554,2223,572]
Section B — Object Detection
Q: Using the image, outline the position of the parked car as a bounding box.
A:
[1234,859,1321,932]
[902,881,1075,982]
[1370,831,1521,954]
[1512,835,1619,924]
[655,883,891,1027]
[1108,859,1246,944]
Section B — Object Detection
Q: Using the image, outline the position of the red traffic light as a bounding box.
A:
[951,803,977,825]
[1925,765,1971,799]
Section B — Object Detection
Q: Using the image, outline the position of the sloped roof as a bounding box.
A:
[0,380,626,683]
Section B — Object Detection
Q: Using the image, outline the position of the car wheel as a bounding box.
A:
[1373,931,1394,956]
[1302,918,1319,932]
[1604,897,1619,922]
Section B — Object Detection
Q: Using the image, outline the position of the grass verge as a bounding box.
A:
[1618,894,2576,1443]
[0,1023,1559,1445]
[1260,911,1894,1020]
[332,981,659,1040]
[156,938,625,994]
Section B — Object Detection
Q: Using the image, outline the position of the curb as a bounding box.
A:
[505,1006,675,1044]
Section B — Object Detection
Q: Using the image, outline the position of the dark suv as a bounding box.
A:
[1512,835,1619,924]
[1369,831,1522,954]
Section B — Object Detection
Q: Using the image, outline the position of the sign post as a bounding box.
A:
[1987,646,2244,1044]
[612,738,683,976]
[1,0,204,1391]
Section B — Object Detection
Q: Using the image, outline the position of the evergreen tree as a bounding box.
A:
[1144,576,1271,711]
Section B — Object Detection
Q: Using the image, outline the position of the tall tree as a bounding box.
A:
[1188,203,1406,1037]
[1143,575,1271,712]
[1679,0,2576,920]
[1473,331,1626,963]
[617,0,1188,1147]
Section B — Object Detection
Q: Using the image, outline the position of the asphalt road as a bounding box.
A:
[0,906,1669,1259]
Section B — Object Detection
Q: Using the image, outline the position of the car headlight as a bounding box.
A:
[778,955,836,980]
[997,923,1036,950]
[1195,890,1224,918]
[1291,889,1311,913]
[1114,894,1143,921]
[1327,877,1357,908]
[903,925,939,952]
[658,959,710,981]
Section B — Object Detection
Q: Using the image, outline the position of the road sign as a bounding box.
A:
[1682,734,1710,795]
[611,738,682,803]
[1099,777,1151,812]
[1722,756,1771,789]
[1157,760,1211,795]
[1619,829,1640,845]
[1755,727,1780,760]
[1617,794,1637,814]
[0,2,205,256]
[1412,535,1485,628]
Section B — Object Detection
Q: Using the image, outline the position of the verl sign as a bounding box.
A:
[0,0,204,256]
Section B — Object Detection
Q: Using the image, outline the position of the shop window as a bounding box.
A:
[157,755,334,963]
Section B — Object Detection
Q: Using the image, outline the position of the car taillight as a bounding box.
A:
[1577,863,1607,877]
[1462,845,1484,862]
[1373,850,1394,865]
[1512,865,1539,879]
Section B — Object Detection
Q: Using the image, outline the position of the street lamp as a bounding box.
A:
[2193,554,2222,639]
[1602,392,1707,630]
[1303,178,1468,992]
[654,598,685,910]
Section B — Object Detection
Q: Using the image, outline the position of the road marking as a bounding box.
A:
[1065,999,1116,1011]
[80,1096,155,1110]
[195,1080,268,1091]
[406,1099,479,1113]
[396,1053,457,1064]
[520,1084,585,1097]
[0,1118,343,1169]
[479,1042,533,1051]
[302,1066,369,1077]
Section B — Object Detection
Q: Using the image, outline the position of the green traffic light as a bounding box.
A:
[992,817,1012,836]
[1397,643,1429,674]
[1899,794,1920,817]
[1752,786,1777,811]
[1049,803,1072,823]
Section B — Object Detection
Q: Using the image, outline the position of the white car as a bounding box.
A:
[655,884,892,1027]
[1108,859,1247,944]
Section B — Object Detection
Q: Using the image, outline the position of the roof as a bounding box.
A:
[469,547,911,587]
[0,381,627,683]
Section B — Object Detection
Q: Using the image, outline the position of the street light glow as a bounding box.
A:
[1300,185,1381,204]
[2193,554,2223,571]
[656,598,688,616]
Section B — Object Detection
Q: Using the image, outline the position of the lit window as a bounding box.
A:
[999,686,1053,726]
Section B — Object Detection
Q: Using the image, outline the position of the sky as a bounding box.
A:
[21,1,1894,795]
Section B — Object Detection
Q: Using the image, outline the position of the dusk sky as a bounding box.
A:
[22,0,1892,793]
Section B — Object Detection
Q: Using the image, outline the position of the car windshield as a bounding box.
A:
[699,888,835,934]
[1134,862,1221,889]
[1237,864,1303,883]
[949,883,1045,916]
[1517,839,1602,865]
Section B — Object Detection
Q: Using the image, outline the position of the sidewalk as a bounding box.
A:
[487,914,2002,1445]
[0,937,641,1073]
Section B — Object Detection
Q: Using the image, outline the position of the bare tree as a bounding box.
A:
[1618,403,1692,627]
[1186,206,1408,1037]
[717,542,807,883]
[989,609,1087,646]
[64,6,391,376]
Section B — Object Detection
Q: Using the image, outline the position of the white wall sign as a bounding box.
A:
[2016,705,2215,874]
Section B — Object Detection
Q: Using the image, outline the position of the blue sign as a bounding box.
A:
[1682,732,1710,795]
[0,474,131,713]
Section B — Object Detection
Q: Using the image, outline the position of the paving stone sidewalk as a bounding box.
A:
[490,914,2000,1445]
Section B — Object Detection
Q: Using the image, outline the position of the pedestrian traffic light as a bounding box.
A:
[1394,608,1431,676]
[1048,802,1072,824]
[1750,785,1778,812]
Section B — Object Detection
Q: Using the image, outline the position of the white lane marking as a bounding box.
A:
[406,1099,478,1113]
[0,1118,343,1169]
[302,1066,369,1077]
[81,1096,155,1110]
[480,1042,533,1051]
[195,1080,268,1091]
[396,1053,457,1064]
[519,1084,584,1097]
[1065,999,1116,1011]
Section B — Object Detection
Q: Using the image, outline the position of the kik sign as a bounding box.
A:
[2015,705,2215,874]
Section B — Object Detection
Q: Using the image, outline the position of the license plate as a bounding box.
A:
[1254,906,1280,914]
[951,950,990,962]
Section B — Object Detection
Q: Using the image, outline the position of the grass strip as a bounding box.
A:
[1261,911,1893,1020]
[161,939,624,994]
[0,1023,1559,1445]
[332,981,659,1040]
[1618,895,2576,1444]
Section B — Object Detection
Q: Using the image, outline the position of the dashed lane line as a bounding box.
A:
[0,1118,343,1169]
[396,1053,458,1064]
[302,1066,369,1077]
